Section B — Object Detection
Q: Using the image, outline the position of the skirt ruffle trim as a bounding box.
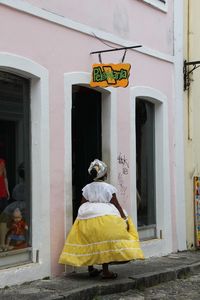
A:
[59,243,144,266]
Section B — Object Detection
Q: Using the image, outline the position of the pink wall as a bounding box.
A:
[0,0,176,274]
[26,0,173,55]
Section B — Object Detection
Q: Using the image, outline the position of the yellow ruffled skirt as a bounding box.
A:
[59,215,144,266]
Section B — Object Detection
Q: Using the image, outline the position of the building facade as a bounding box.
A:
[184,0,200,250]
[0,0,185,287]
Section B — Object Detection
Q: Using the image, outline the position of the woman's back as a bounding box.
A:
[82,181,117,203]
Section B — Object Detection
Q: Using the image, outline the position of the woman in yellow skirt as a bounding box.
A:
[59,159,144,279]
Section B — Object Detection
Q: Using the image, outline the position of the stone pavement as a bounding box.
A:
[0,250,200,300]
[97,269,200,299]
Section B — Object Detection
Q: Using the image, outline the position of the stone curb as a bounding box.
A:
[56,262,200,300]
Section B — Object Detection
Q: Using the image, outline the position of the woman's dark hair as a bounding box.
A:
[90,168,98,180]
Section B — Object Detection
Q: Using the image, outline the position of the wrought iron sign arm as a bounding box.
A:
[90,45,142,55]
[184,60,200,91]
[90,45,142,64]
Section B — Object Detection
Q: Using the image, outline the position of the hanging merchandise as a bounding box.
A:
[194,176,200,248]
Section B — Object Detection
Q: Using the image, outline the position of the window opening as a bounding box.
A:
[0,71,31,267]
[136,98,156,239]
[142,0,167,12]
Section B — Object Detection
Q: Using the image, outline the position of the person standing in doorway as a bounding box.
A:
[59,159,144,279]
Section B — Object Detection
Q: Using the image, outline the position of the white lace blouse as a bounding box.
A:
[77,181,119,220]
[82,181,117,203]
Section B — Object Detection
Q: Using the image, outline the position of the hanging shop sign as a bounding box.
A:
[194,176,200,248]
[90,63,131,88]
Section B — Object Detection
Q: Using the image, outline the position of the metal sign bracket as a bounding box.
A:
[184,60,200,91]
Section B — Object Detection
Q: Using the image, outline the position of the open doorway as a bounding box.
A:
[72,85,102,220]
[136,97,156,239]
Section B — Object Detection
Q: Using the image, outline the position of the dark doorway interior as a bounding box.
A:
[72,85,102,220]
[136,98,156,227]
[0,120,16,195]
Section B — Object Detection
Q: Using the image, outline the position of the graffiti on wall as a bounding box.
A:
[117,152,129,200]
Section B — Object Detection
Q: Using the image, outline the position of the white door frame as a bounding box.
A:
[130,86,172,257]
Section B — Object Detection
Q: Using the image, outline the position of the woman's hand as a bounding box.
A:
[124,217,129,231]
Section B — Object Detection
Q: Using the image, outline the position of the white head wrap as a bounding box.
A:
[88,159,107,180]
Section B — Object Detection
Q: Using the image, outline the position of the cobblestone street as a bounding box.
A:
[96,269,200,300]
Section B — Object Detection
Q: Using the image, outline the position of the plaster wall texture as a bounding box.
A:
[25,0,173,55]
[0,0,185,285]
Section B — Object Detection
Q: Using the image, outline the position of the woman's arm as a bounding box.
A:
[110,193,127,219]
[80,196,88,205]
